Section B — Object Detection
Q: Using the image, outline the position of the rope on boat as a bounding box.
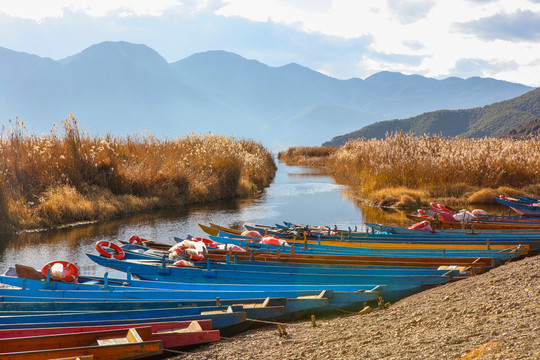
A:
[245,317,303,327]
[162,348,189,354]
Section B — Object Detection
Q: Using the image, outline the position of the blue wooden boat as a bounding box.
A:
[1,270,388,295]
[86,254,454,287]
[494,195,540,216]
[0,297,291,312]
[134,255,466,277]
[0,305,285,332]
[0,307,247,331]
[247,221,540,241]
[0,268,387,307]
[204,235,526,265]
[0,296,333,323]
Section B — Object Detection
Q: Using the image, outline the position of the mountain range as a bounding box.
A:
[324,87,540,146]
[0,41,534,149]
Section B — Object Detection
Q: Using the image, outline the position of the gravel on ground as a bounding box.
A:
[174,254,540,360]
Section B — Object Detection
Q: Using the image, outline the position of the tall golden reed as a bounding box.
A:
[328,132,540,205]
[0,115,276,232]
[277,146,338,166]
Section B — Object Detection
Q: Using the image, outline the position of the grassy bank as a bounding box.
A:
[279,132,540,208]
[0,116,276,233]
[277,146,338,166]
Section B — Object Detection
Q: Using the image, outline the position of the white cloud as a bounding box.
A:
[0,0,184,20]
[0,0,539,86]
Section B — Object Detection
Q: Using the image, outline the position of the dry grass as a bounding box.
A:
[328,132,540,206]
[277,146,337,166]
[369,187,426,208]
[0,115,276,232]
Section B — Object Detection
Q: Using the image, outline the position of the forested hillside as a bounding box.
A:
[324,88,540,146]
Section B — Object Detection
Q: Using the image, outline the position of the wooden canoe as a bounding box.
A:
[202,249,492,270]
[0,327,162,360]
[209,223,244,235]
[0,320,218,351]
[407,214,540,230]
[0,320,213,339]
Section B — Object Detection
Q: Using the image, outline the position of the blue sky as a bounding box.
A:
[1,0,539,86]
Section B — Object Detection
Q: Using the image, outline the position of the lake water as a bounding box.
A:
[0,160,502,276]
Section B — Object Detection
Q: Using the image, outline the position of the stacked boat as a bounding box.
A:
[1,198,536,359]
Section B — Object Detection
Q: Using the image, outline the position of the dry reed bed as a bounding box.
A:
[0,116,276,233]
[277,146,338,166]
[284,133,540,207]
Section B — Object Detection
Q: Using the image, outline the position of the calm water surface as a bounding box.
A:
[0,160,503,276]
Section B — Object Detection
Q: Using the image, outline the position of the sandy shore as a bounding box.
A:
[174,254,540,360]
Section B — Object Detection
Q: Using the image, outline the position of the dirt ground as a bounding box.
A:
[174,254,540,360]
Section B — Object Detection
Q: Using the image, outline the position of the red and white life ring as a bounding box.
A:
[241,230,262,238]
[95,241,125,260]
[182,248,205,262]
[225,244,246,252]
[260,236,288,246]
[129,235,145,244]
[41,261,79,282]
[173,260,195,267]
[433,203,453,213]
[188,237,220,248]
[408,220,432,231]
[471,209,488,216]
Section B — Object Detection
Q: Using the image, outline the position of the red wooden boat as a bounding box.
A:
[0,320,220,350]
[0,326,162,360]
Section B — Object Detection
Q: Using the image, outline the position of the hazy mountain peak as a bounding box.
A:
[0,47,58,89]
[60,41,170,74]
[365,71,430,83]
[175,50,268,71]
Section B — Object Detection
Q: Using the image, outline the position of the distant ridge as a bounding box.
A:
[323,87,540,146]
[0,41,534,148]
[505,118,540,138]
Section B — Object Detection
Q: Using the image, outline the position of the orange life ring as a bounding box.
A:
[96,241,125,260]
[41,261,79,282]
